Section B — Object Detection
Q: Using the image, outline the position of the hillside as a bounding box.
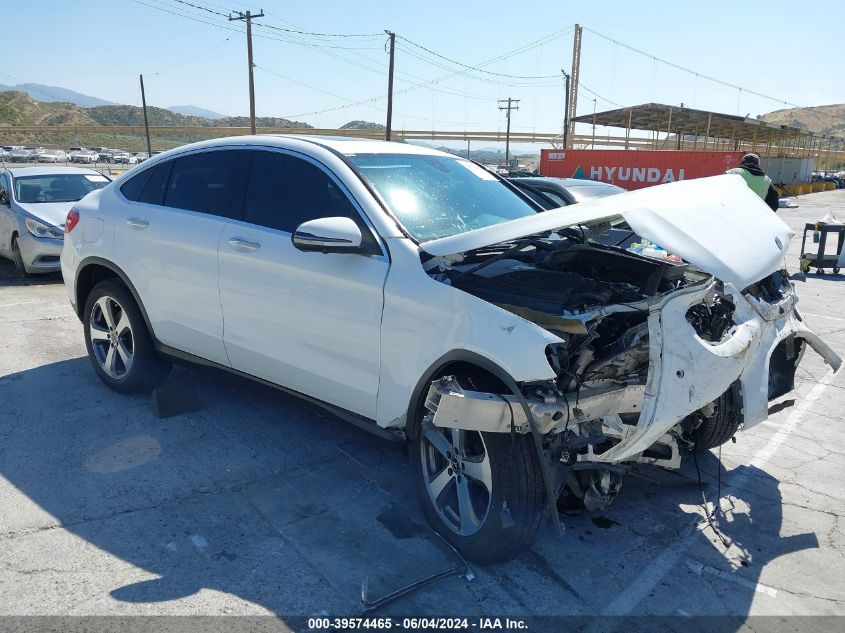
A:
[762,104,845,136]
[0,91,312,129]
[340,120,385,131]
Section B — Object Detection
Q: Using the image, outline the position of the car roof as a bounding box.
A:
[5,166,101,177]
[292,135,449,157]
[143,134,455,159]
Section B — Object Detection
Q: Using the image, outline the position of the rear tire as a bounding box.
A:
[411,379,547,562]
[83,280,171,393]
[693,391,741,450]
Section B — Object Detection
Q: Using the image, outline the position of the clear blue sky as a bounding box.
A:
[4,0,842,137]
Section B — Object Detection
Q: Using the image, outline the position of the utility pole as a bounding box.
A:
[561,69,570,149]
[567,24,582,149]
[229,9,264,134]
[498,98,519,170]
[385,30,395,141]
[139,74,152,157]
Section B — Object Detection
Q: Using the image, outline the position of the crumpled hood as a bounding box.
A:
[15,201,76,228]
[422,174,793,290]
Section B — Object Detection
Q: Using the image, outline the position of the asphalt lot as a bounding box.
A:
[1,190,844,628]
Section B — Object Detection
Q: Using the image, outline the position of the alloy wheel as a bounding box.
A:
[420,419,493,536]
[89,296,134,379]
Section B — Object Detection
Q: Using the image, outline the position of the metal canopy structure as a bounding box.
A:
[572,102,805,144]
[567,102,845,165]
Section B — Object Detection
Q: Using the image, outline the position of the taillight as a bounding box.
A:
[65,208,80,233]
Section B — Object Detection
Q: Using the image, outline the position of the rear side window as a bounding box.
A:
[121,162,173,205]
[120,167,154,201]
[164,151,242,217]
[243,150,356,233]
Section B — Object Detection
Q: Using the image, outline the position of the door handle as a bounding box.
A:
[126,217,149,229]
[228,237,261,252]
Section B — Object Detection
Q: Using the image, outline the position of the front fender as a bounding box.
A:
[376,239,559,428]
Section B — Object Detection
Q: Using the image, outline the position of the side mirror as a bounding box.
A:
[0,190,8,206]
[292,216,363,253]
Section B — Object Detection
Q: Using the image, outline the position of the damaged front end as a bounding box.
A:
[423,225,841,512]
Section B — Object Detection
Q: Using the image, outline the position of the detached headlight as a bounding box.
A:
[24,217,64,239]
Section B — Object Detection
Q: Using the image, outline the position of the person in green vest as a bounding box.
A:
[726,153,779,211]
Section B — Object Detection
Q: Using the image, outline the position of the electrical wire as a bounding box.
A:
[148,35,232,76]
[174,0,382,37]
[396,35,562,80]
[396,45,563,88]
[691,443,733,551]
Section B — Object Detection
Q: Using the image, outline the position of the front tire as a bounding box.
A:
[412,407,547,562]
[693,391,741,450]
[83,280,171,393]
[12,237,30,278]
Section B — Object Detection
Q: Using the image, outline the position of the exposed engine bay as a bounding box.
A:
[422,228,839,512]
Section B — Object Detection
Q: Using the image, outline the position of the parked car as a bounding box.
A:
[111,152,137,165]
[8,147,39,163]
[37,149,70,163]
[67,146,87,154]
[0,166,110,275]
[97,149,120,163]
[509,176,627,208]
[134,152,150,163]
[72,150,100,164]
[60,137,841,562]
[0,148,8,161]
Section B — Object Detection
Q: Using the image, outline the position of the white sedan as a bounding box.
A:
[37,149,70,163]
[71,150,99,164]
[111,152,138,164]
[59,136,841,562]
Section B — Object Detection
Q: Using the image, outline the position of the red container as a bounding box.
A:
[540,149,745,190]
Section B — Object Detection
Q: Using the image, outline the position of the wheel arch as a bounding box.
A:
[74,257,155,337]
[403,349,516,440]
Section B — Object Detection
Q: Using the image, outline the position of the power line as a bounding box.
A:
[148,35,232,76]
[583,25,799,110]
[577,80,623,108]
[280,26,577,119]
[174,0,382,36]
[256,20,384,38]
[396,35,561,79]
[582,25,845,139]
[172,0,226,17]
[395,44,561,88]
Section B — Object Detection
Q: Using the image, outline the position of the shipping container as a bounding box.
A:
[759,156,816,185]
[540,149,746,190]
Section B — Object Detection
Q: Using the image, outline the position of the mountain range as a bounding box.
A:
[0,83,228,121]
